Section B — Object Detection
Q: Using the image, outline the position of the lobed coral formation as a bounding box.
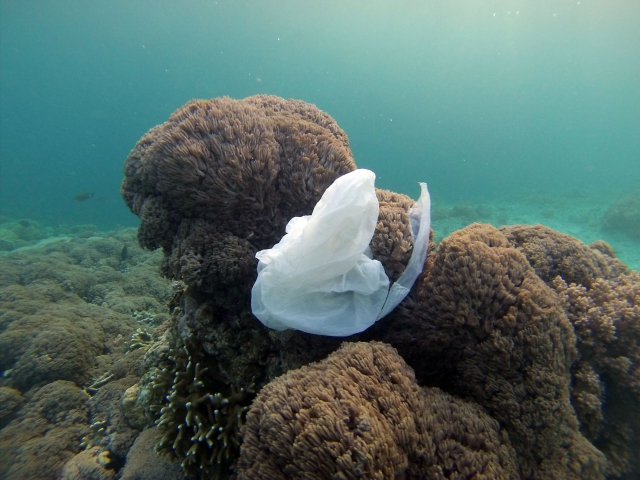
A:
[499,224,628,288]
[370,189,417,282]
[237,341,518,479]
[375,223,607,479]
[152,336,255,478]
[554,272,640,478]
[0,228,174,479]
[121,95,356,302]
[61,446,115,480]
[0,381,90,480]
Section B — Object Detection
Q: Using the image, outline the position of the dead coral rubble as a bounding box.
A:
[237,341,518,480]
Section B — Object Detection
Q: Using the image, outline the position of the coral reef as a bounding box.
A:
[152,336,255,478]
[0,381,90,480]
[500,223,628,288]
[553,272,640,478]
[6,95,639,480]
[237,341,518,479]
[119,427,185,480]
[121,95,356,302]
[370,189,417,282]
[0,386,24,428]
[87,378,143,461]
[373,223,607,479]
[0,228,173,479]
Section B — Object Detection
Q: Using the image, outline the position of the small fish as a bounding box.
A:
[74,192,95,202]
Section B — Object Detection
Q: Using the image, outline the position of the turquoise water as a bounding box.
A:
[1,0,639,264]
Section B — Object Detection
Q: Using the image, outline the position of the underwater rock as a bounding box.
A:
[603,190,640,241]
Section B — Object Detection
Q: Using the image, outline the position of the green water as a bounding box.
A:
[1,0,639,265]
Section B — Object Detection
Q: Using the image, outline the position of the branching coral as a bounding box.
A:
[128,328,153,352]
[152,337,255,478]
[237,341,518,479]
[554,272,640,478]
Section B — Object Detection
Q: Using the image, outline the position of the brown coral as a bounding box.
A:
[60,446,115,480]
[554,272,640,478]
[500,224,628,288]
[118,428,185,480]
[0,228,173,478]
[237,341,518,480]
[375,223,606,479]
[0,381,90,480]
[369,189,416,282]
[152,336,255,479]
[121,95,356,300]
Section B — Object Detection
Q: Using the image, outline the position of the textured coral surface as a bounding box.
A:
[5,95,639,480]
[373,223,608,479]
[238,341,518,479]
[121,95,356,301]
[0,228,175,480]
[554,272,640,477]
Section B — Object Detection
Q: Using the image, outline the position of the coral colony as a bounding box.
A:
[0,96,637,480]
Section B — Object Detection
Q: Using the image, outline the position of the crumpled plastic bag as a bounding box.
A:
[251,168,430,336]
[376,181,431,318]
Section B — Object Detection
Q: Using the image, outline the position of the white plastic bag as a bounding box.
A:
[377,181,431,319]
[251,169,431,336]
[251,169,389,336]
